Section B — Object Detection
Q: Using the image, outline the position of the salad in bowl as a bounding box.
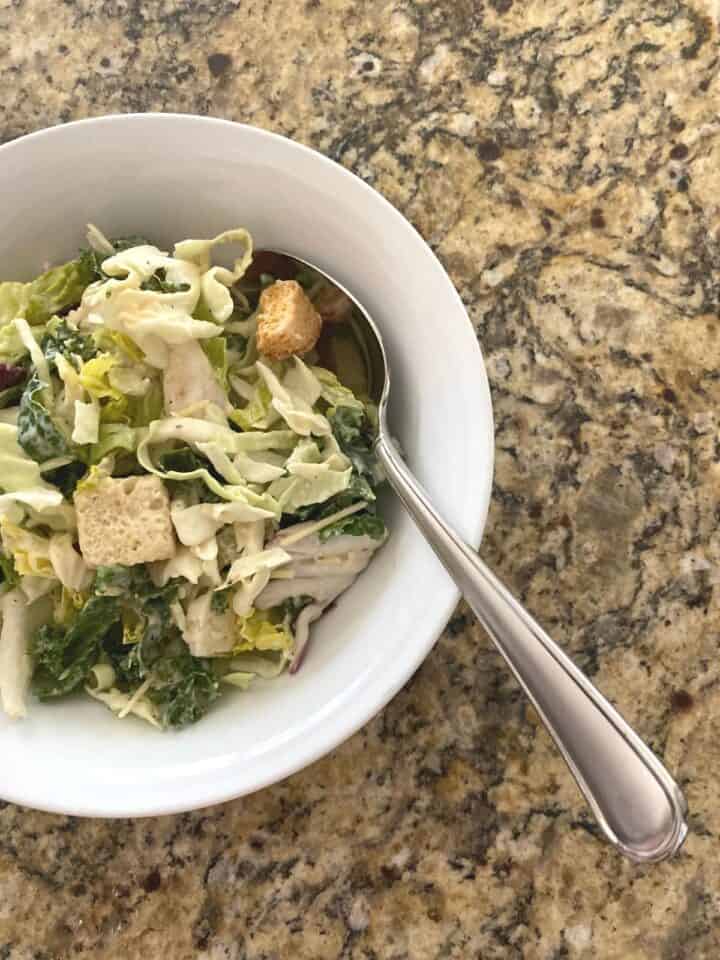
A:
[0,226,387,729]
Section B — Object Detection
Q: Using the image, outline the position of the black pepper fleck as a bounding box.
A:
[590,208,606,229]
[669,143,688,160]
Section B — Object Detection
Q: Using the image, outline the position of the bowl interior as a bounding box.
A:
[0,116,494,816]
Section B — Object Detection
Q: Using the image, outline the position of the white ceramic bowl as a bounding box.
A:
[0,115,494,816]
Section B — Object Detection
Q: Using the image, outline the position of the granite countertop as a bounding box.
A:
[1,1,719,957]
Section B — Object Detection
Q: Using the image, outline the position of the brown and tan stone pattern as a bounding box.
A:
[1,0,720,956]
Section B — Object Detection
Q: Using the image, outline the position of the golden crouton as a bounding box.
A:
[256,280,322,360]
[75,475,176,567]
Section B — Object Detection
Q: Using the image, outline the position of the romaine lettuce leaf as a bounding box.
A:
[0,284,28,329]
[89,423,137,464]
[0,257,93,329]
[127,380,163,427]
[233,609,293,654]
[312,366,364,412]
[229,378,279,431]
[78,354,127,422]
[0,522,54,578]
[0,422,59,494]
[0,323,29,366]
[26,260,94,324]
[201,336,228,388]
[92,328,145,362]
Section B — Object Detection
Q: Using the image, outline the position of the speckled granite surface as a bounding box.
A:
[1,0,720,957]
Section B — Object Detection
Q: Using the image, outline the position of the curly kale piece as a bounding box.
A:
[31,595,121,699]
[17,373,72,463]
[147,649,221,728]
[41,317,97,368]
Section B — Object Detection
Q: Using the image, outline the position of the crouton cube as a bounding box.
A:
[75,475,176,567]
[256,280,322,360]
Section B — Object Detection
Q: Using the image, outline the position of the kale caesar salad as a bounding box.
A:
[0,227,387,728]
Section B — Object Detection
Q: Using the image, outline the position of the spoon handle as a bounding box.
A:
[376,435,688,863]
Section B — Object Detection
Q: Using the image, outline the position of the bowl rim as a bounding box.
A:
[0,114,495,817]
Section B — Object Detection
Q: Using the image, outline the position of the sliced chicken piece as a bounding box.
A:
[163,339,226,416]
[183,591,235,657]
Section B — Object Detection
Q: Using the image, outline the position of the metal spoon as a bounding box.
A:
[259,250,689,863]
